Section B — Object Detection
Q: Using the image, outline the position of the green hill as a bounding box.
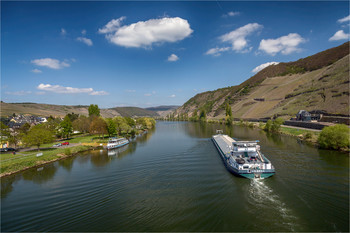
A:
[174,42,350,119]
[0,102,160,118]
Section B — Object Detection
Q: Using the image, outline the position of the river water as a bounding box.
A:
[1,121,349,232]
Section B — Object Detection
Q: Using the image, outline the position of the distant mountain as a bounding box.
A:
[145,105,179,117]
[111,107,158,117]
[0,103,160,118]
[174,42,349,119]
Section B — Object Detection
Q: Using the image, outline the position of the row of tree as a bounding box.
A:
[1,104,156,150]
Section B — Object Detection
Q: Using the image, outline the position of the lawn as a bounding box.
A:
[0,145,92,175]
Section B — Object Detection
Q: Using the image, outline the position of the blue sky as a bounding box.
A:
[1,1,349,108]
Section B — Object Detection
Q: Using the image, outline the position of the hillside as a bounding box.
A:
[146,105,179,117]
[174,42,350,119]
[0,102,161,118]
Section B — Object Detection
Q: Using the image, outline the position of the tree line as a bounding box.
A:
[0,104,156,150]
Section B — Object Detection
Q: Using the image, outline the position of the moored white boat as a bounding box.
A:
[107,137,129,150]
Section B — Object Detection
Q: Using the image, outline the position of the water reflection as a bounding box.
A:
[1,130,154,197]
[22,163,58,184]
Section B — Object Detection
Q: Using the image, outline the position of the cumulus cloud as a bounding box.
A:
[98,16,126,34]
[61,28,66,36]
[205,47,230,56]
[77,37,93,46]
[223,11,240,17]
[169,94,176,98]
[329,30,350,41]
[31,58,70,69]
[252,62,280,73]
[31,68,42,73]
[37,84,108,95]
[207,23,262,56]
[220,23,263,52]
[99,17,193,48]
[338,15,350,23]
[258,33,306,55]
[168,54,179,61]
[5,91,32,96]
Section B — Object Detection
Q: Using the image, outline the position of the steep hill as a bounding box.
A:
[175,42,349,119]
[0,102,161,118]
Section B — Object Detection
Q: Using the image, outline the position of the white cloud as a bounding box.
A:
[82,29,87,35]
[61,28,66,36]
[223,11,240,17]
[220,23,263,53]
[258,33,306,55]
[125,89,136,93]
[99,17,193,48]
[168,54,179,62]
[5,91,32,96]
[144,93,152,96]
[77,37,93,46]
[205,47,230,56]
[338,15,350,24]
[37,83,109,95]
[90,91,109,96]
[98,16,126,34]
[169,94,176,98]
[31,68,42,73]
[329,30,350,41]
[252,62,280,73]
[31,58,70,69]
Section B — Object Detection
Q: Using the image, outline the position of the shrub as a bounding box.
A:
[271,118,285,132]
[264,120,272,132]
[304,132,313,140]
[64,148,72,155]
[318,124,350,150]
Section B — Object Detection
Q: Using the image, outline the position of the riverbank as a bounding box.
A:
[0,144,103,177]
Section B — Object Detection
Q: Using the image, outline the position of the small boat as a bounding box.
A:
[212,130,275,179]
[107,137,129,150]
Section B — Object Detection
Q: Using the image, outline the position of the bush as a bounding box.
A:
[318,124,350,150]
[264,120,272,132]
[304,132,313,140]
[64,148,72,155]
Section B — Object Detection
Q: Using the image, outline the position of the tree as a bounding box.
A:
[264,120,273,132]
[125,117,136,127]
[0,122,10,146]
[89,117,107,138]
[19,122,31,134]
[105,118,117,136]
[60,115,73,139]
[199,109,206,122]
[72,115,90,133]
[225,103,233,125]
[271,117,284,132]
[67,112,79,122]
[88,104,100,117]
[22,124,54,151]
[318,124,350,150]
[190,110,198,121]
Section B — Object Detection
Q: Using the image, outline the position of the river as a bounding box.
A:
[1,121,349,232]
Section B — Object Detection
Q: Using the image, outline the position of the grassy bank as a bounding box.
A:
[0,134,109,177]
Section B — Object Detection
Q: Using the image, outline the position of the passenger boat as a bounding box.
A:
[107,137,129,150]
[212,130,275,179]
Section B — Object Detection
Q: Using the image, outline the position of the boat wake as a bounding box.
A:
[246,179,299,232]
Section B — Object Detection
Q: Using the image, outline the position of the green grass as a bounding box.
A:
[280,127,320,137]
[0,145,92,175]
